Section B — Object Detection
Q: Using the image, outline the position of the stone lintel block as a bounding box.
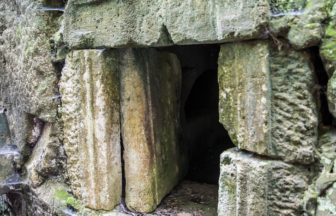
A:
[119,48,188,213]
[64,0,269,49]
[218,148,313,216]
[60,49,121,210]
[218,39,318,164]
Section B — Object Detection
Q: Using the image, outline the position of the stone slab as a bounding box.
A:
[63,0,269,48]
[218,39,318,164]
[218,148,313,216]
[119,48,188,213]
[60,49,121,210]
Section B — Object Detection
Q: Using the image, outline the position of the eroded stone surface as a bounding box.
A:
[60,49,121,210]
[119,49,188,213]
[0,0,62,169]
[218,148,314,216]
[218,39,318,164]
[269,0,331,50]
[64,0,269,48]
[0,113,10,148]
[25,121,65,188]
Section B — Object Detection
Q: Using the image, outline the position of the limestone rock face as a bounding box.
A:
[218,39,318,164]
[63,0,269,49]
[218,148,314,216]
[0,113,10,147]
[119,48,188,213]
[320,20,336,78]
[286,0,328,50]
[269,0,330,51]
[25,121,66,188]
[0,0,62,169]
[316,183,336,216]
[327,65,336,112]
[0,155,15,185]
[60,49,121,210]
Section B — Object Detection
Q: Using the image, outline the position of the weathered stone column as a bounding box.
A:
[218,39,318,164]
[218,148,314,216]
[60,49,121,210]
[118,48,188,213]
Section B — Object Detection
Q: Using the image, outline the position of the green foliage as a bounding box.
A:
[268,0,307,14]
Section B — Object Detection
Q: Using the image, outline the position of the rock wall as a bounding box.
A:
[218,39,318,164]
[64,0,269,48]
[1,0,336,215]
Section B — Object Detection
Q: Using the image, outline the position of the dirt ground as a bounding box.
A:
[153,180,218,216]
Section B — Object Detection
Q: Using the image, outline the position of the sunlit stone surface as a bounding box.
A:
[119,48,188,213]
[64,0,269,48]
[60,49,121,210]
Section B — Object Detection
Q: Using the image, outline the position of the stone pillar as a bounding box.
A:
[118,48,188,213]
[60,49,121,210]
[218,39,318,164]
[218,148,314,216]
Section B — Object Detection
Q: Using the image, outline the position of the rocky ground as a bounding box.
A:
[153,181,218,216]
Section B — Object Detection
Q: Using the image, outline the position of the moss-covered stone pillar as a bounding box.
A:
[218,39,318,165]
[118,48,188,213]
[60,49,121,210]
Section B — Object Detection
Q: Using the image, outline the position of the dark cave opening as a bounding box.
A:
[310,46,335,126]
[159,44,235,185]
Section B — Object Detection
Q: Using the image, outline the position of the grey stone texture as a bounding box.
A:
[0,0,62,167]
[119,48,188,213]
[63,0,270,48]
[218,148,314,216]
[218,39,318,164]
[25,121,66,188]
[0,113,10,148]
[0,196,14,216]
[1,0,336,215]
[60,49,121,211]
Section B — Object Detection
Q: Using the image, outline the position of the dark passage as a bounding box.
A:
[159,45,235,185]
[310,46,335,126]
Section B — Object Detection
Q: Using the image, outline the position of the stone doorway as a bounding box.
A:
[152,45,235,215]
[159,44,235,185]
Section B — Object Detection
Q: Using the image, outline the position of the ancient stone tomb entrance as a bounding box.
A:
[117,45,235,213]
[60,45,235,214]
[160,45,235,185]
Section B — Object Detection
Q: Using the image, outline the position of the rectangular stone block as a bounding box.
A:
[64,0,269,48]
[218,148,313,216]
[118,48,188,213]
[60,49,121,210]
[218,39,318,164]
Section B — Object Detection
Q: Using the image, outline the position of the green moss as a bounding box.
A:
[326,25,336,39]
[326,42,336,48]
[53,188,83,211]
[54,188,68,201]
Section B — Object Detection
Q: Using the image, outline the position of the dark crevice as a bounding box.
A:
[159,44,235,185]
[42,0,66,8]
[310,46,335,126]
[120,129,126,202]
